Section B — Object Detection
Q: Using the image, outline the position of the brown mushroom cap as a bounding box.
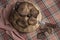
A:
[8,2,41,32]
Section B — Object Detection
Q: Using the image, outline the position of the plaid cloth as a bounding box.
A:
[0,0,60,40]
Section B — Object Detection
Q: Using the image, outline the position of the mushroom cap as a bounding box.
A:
[8,2,42,32]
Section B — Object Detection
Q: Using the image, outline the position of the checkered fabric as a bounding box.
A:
[0,0,60,40]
